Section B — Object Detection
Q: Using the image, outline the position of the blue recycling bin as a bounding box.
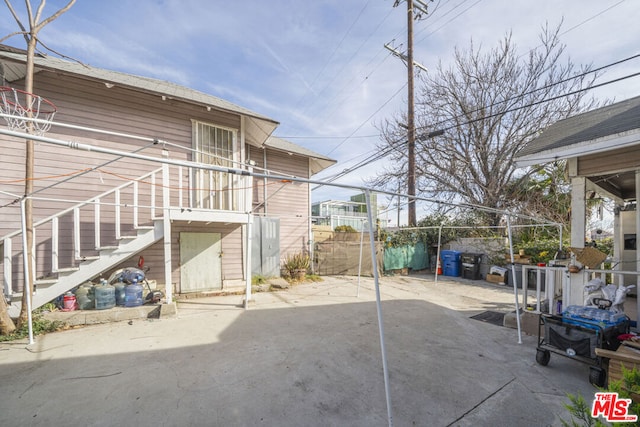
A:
[441,250,461,277]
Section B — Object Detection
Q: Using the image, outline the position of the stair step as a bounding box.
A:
[35,278,58,285]
[136,225,155,230]
[55,267,80,273]
[97,246,119,251]
[118,235,138,240]
[77,256,100,261]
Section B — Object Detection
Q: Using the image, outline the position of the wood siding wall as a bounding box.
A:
[1,71,241,238]
[104,222,244,293]
[260,150,311,258]
[1,69,315,291]
[246,145,313,259]
[578,145,640,176]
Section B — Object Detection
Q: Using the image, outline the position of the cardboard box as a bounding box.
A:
[486,273,505,284]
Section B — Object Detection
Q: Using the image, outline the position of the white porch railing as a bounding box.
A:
[520,265,640,319]
[1,162,252,308]
[520,265,566,315]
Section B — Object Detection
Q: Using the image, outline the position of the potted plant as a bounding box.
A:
[282,252,311,281]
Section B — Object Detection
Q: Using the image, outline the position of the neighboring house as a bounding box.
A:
[0,44,335,315]
[312,193,378,231]
[516,95,640,306]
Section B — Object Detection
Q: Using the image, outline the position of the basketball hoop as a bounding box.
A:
[0,86,57,135]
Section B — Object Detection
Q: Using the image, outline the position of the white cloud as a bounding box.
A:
[3,0,639,208]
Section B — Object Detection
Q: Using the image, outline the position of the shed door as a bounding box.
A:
[180,232,222,292]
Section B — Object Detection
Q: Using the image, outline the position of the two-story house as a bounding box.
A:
[0,44,335,315]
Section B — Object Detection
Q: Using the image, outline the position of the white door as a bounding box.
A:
[180,232,222,292]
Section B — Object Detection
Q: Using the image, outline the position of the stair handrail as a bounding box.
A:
[0,167,164,242]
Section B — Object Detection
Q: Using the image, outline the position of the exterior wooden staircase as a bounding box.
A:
[1,162,253,317]
[1,168,166,317]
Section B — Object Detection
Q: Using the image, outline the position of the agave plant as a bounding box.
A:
[282,252,311,279]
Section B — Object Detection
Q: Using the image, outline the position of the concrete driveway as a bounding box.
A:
[0,275,599,426]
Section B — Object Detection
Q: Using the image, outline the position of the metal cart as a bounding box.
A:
[536,313,630,387]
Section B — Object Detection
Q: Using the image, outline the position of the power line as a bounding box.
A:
[292,1,371,111]
[326,82,407,156]
[313,67,640,188]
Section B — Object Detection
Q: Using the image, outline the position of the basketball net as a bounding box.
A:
[0,86,57,135]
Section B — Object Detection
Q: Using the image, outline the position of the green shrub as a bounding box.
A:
[335,225,357,233]
[562,365,640,426]
[0,311,65,342]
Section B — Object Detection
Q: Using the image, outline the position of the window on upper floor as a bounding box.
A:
[192,121,239,210]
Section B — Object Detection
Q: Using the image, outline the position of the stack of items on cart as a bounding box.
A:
[535,279,633,387]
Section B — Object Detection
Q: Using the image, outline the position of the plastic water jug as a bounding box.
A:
[94,279,116,310]
[124,280,143,307]
[75,283,95,310]
[114,281,126,306]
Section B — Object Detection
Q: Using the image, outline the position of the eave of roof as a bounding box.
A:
[0,45,279,144]
[515,95,640,167]
[264,136,337,175]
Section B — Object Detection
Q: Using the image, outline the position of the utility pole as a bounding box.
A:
[390,0,429,227]
[406,0,416,227]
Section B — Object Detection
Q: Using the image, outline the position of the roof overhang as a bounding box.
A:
[0,45,279,145]
[516,127,640,167]
[263,136,337,176]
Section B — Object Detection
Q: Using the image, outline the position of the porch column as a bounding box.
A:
[244,164,254,309]
[613,201,623,286]
[162,158,173,304]
[244,214,254,309]
[568,176,587,306]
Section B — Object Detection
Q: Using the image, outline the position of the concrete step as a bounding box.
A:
[42,302,177,327]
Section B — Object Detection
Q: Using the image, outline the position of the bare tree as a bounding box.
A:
[374,24,598,226]
[0,0,75,334]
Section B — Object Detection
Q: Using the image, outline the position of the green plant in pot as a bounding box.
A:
[283,252,311,281]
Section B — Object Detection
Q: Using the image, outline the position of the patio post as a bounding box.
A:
[568,175,588,306]
[162,156,173,304]
[365,189,393,426]
[506,213,523,344]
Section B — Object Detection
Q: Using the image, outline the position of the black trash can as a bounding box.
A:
[461,253,482,280]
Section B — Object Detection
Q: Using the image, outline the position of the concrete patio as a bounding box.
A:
[0,274,616,426]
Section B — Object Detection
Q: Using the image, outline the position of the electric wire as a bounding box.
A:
[292,1,371,111]
[286,0,628,154]
[314,68,640,187]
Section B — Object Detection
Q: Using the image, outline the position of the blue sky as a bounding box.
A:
[2,0,639,221]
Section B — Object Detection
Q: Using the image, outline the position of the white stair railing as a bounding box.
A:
[1,167,162,299]
[1,162,253,303]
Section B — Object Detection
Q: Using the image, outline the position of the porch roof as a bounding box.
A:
[516,95,640,201]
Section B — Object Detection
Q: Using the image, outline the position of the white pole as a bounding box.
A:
[161,159,173,304]
[505,214,523,344]
[365,189,393,426]
[20,198,34,345]
[245,213,253,309]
